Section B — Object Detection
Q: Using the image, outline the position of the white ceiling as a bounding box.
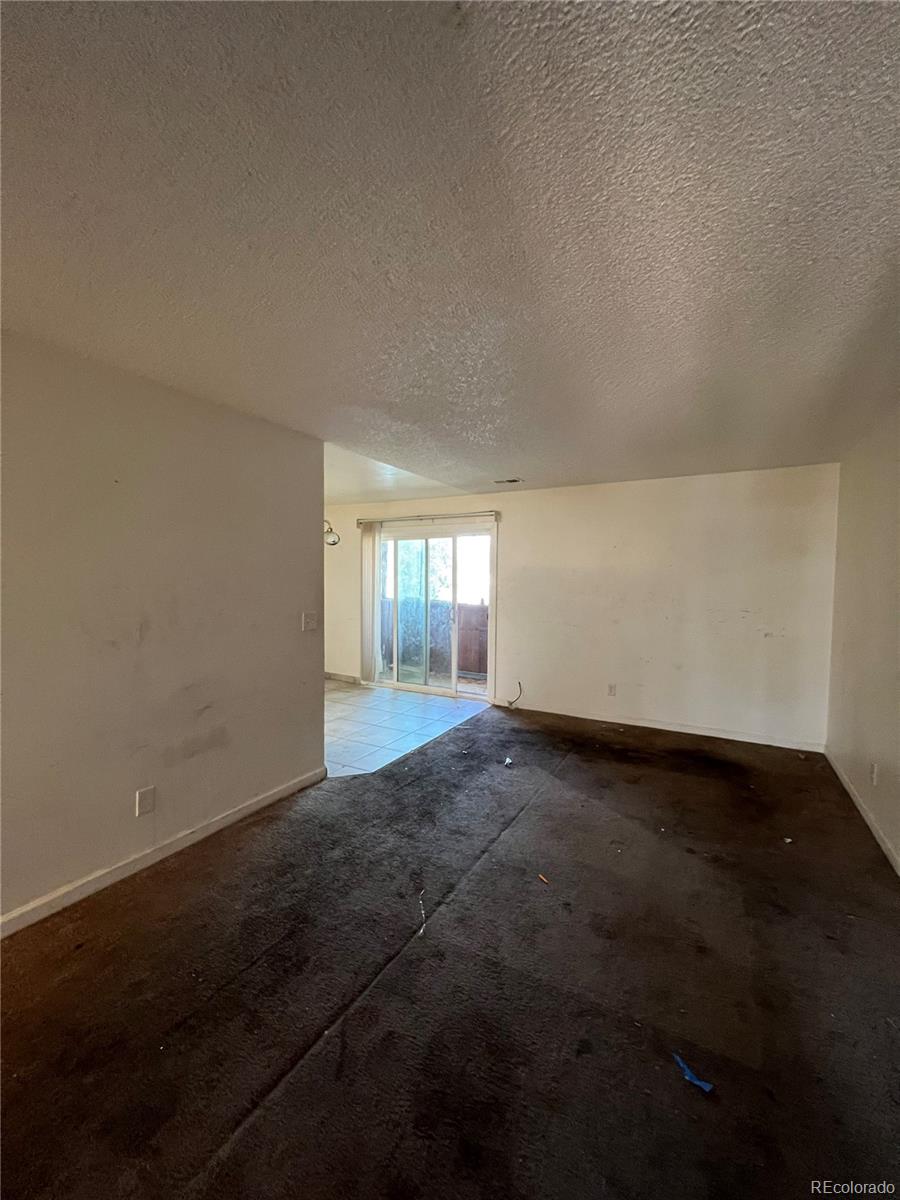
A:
[325,443,463,506]
[3,3,898,494]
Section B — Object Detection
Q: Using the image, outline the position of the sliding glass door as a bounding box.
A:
[397,538,427,685]
[455,534,490,696]
[376,539,395,684]
[426,537,453,689]
[375,527,492,697]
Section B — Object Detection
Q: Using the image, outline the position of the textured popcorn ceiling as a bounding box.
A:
[3,2,898,492]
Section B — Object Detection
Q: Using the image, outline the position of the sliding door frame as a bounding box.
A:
[373,519,496,702]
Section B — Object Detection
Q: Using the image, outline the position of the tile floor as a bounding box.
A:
[325,678,488,776]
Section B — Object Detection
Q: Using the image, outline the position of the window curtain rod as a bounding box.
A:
[356,511,498,528]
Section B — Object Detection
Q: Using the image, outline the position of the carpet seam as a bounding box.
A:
[163,718,495,1041]
[182,747,572,1194]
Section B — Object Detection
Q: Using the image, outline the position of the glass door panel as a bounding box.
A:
[397,539,427,685]
[456,534,491,696]
[377,539,395,683]
[426,537,453,689]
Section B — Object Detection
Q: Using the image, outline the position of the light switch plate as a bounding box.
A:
[135,785,156,817]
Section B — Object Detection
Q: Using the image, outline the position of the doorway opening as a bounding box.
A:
[374,524,494,699]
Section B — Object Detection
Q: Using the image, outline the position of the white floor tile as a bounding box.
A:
[389,702,433,716]
[327,692,373,708]
[417,718,464,736]
[326,737,383,766]
[324,680,486,775]
[372,713,435,734]
[384,731,435,753]
[325,718,378,739]
[338,725,395,748]
[418,703,461,718]
[351,746,404,771]
[340,699,397,718]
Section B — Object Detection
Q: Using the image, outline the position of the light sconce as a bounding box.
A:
[324,519,341,547]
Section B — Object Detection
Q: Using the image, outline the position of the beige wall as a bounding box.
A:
[326,464,839,750]
[2,334,325,930]
[827,402,900,872]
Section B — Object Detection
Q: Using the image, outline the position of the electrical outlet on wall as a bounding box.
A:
[869,762,879,787]
[607,683,616,697]
[302,612,318,632]
[135,786,156,817]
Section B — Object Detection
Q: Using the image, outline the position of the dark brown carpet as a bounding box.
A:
[3,707,899,1199]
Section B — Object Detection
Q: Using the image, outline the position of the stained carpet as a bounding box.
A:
[3,707,899,1199]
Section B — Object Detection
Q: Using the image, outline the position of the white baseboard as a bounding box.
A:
[609,715,825,753]
[493,701,824,753]
[825,753,900,877]
[325,671,361,684]
[0,766,327,938]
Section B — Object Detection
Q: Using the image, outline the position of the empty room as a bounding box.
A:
[2,3,898,1198]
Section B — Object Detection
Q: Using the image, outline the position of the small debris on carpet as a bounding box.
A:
[538,874,550,885]
[672,1054,714,1094]
[504,756,513,766]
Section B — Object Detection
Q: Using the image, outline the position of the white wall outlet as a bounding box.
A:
[608,683,616,697]
[302,612,318,632]
[135,785,156,817]
[869,762,879,787]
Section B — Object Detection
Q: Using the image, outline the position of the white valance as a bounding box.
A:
[361,511,498,539]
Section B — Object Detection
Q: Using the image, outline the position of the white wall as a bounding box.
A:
[2,333,325,930]
[326,464,839,750]
[827,402,900,872]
